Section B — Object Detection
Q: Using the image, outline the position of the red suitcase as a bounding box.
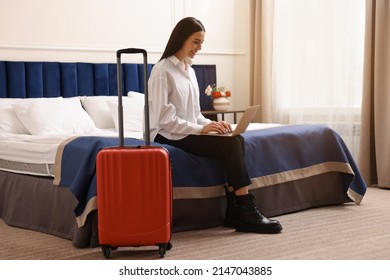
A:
[96,48,172,258]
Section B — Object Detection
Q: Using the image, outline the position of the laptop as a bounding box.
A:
[207,105,260,137]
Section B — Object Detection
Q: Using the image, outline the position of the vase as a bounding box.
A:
[213,97,230,111]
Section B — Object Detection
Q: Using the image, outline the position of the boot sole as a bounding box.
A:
[236,223,282,234]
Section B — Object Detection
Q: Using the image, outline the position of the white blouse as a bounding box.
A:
[148,56,211,140]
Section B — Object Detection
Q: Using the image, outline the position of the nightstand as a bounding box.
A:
[201,109,245,123]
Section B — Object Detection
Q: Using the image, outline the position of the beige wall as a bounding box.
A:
[0,0,251,112]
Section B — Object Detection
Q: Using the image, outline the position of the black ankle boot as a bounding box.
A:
[223,187,239,228]
[236,193,282,234]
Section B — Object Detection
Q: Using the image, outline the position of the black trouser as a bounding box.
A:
[154,134,252,191]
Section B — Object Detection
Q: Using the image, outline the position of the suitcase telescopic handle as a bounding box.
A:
[117,48,147,57]
[116,48,150,147]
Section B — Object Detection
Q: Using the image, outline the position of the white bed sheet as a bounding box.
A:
[0,129,143,176]
[0,123,280,177]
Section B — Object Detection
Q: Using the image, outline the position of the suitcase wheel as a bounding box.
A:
[158,242,173,258]
[101,243,172,259]
[101,245,118,259]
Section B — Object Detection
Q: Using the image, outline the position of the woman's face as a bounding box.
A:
[176,31,205,60]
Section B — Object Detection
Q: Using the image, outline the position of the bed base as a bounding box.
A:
[0,170,350,248]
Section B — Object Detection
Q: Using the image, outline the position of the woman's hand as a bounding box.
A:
[201,121,232,134]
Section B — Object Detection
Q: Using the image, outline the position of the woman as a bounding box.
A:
[148,17,282,234]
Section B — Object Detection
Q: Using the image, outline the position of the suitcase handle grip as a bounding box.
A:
[117,48,147,57]
[116,48,150,147]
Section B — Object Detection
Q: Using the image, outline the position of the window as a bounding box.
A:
[272,0,365,159]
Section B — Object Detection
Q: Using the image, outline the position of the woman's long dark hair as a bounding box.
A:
[160,17,205,61]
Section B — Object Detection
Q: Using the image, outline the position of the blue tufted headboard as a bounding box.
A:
[0,61,216,110]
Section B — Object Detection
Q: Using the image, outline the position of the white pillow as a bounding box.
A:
[80,96,117,129]
[0,97,63,106]
[0,102,30,134]
[12,97,96,135]
[107,93,144,133]
[127,91,145,99]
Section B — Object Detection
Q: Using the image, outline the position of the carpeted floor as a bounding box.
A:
[1,187,390,260]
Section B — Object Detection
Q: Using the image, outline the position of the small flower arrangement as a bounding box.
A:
[205,84,232,99]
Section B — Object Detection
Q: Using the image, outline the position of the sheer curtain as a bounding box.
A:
[269,0,366,160]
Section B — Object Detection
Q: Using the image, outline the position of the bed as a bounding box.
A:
[0,60,367,248]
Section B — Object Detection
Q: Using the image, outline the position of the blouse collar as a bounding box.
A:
[168,55,193,67]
